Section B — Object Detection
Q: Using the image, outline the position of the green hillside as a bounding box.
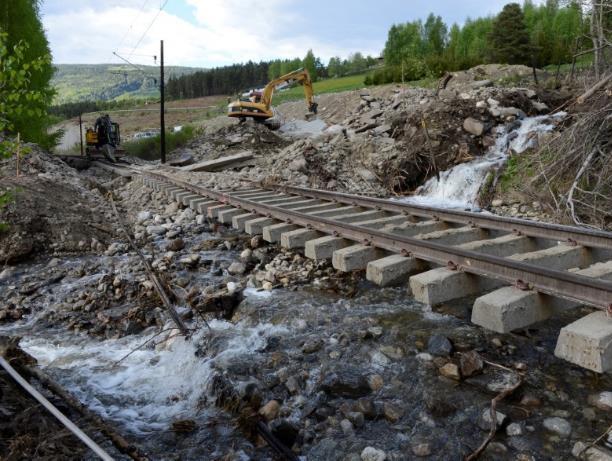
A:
[52,64,203,104]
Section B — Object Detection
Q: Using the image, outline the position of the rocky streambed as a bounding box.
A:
[1,169,611,460]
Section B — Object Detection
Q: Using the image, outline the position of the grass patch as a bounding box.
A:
[123,125,199,161]
[272,74,369,105]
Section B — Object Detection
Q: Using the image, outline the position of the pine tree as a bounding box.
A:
[489,3,532,65]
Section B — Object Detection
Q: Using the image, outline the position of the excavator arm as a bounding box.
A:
[261,68,317,114]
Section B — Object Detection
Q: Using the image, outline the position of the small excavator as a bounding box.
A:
[228,68,318,129]
[84,114,124,162]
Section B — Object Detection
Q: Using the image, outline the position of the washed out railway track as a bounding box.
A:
[136,169,612,373]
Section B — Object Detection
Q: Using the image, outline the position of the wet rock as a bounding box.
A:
[340,419,354,435]
[240,248,252,262]
[319,366,371,398]
[347,411,365,428]
[0,267,16,280]
[463,117,485,136]
[366,326,383,339]
[383,402,403,423]
[166,238,185,251]
[572,442,612,460]
[259,400,280,421]
[146,225,167,235]
[460,350,483,377]
[227,261,246,275]
[411,440,432,457]
[439,363,461,381]
[543,417,571,437]
[588,391,612,412]
[354,397,376,419]
[424,393,456,417]
[519,394,542,408]
[478,408,507,431]
[427,334,453,356]
[361,446,386,461]
[250,235,262,249]
[309,438,341,460]
[285,376,301,394]
[262,281,273,291]
[136,211,152,223]
[506,422,524,436]
[367,374,384,392]
[302,337,323,354]
[179,254,200,267]
[270,419,299,448]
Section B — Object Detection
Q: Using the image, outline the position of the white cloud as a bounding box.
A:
[43,1,380,66]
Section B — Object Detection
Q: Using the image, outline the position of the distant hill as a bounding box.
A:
[51,64,203,104]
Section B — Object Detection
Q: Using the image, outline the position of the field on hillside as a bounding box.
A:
[53,95,228,152]
[273,74,369,105]
[52,64,202,104]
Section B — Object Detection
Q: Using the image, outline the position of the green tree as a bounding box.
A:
[0,0,55,148]
[328,56,341,77]
[302,49,317,81]
[489,3,532,64]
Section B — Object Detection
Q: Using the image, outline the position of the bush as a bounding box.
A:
[123,125,198,160]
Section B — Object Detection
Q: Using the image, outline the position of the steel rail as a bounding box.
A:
[144,172,612,309]
[259,185,612,250]
[0,356,114,461]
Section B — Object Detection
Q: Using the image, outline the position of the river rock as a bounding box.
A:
[355,397,377,419]
[427,334,453,356]
[0,267,16,280]
[166,238,184,251]
[460,350,484,377]
[259,400,280,421]
[588,391,612,412]
[411,440,432,457]
[506,422,524,436]
[302,337,323,353]
[543,417,572,437]
[463,117,485,136]
[179,254,200,267]
[361,446,386,461]
[340,419,354,435]
[347,411,365,428]
[478,408,508,431]
[227,261,246,275]
[439,363,461,381]
[319,366,371,397]
[383,402,403,423]
[136,210,152,223]
[146,225,167,235]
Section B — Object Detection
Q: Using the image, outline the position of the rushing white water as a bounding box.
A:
[404,113,566,209]
[21,320,289,435]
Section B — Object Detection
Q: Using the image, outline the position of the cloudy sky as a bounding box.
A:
[41,0,523,67]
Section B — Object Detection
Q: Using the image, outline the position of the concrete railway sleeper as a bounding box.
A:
[140,173,612,372]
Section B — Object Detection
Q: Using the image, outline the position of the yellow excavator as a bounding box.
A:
[227,68,317,129]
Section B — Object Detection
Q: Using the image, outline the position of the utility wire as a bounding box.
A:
[115,0,150,52]
[127,0,169,58]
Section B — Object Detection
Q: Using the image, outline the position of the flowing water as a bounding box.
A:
[404,113,566,210]
[3,255,611,459]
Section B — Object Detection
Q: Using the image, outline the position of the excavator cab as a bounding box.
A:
[228,68,317,129]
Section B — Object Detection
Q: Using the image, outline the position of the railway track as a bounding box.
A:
[137,171,612,373]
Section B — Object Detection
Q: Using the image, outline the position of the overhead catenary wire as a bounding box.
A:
[127,0,169,59]
[115,0,151,52]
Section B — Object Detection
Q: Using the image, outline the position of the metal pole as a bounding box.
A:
[0,356,114,461]
[160,40,166,164]
[79,114,84,156]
